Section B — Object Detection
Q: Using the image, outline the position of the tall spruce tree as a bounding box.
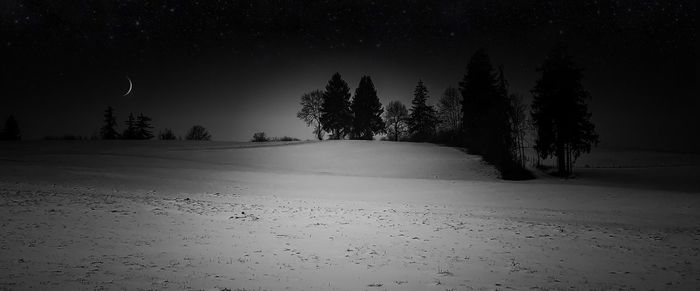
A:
[531,45,599,176]
[407,80,438,141]
[460,49,499,154]
[122,113,137,139]
[350,76,385,140]
[135,114,154,140]
[100,106,119,140]
[320,73,353,139]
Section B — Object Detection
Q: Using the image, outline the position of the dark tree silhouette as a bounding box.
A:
[251,131,269,142]
[437,86,462,143]
[100,106,120,140]
[384,100,409,141]
[159,128,177,140]
[135,114,154,140]
[185,125,212,141]
[407,80,438,141]
[508,93,528,168]
[297,90,325,140]
[320,72,352,139]
[531,45,599,176]
[350,76,385,140]
[1,115,21,140]
[460,50,529,179]
[460,49,499,154]
[122,113,137,139]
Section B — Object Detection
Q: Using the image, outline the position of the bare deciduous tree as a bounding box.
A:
[437,86,462,140]
[297,90,325,140]
[185,125,212,141]
[384,100,409,141]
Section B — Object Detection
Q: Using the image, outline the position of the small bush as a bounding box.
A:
[159,128,177,140]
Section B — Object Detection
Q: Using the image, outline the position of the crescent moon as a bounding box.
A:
[122,76,133,96]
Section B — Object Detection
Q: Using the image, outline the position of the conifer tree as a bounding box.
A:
[531,45,599,176]
[350,76,385,140]
[122,113,137,139]
[100,106,119,140]
[407,80,438,141]
[460,49,499,154]
[135,114,154,140]
[320,73,353,139]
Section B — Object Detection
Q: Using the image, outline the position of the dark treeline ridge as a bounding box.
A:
[100,106,212,141]
[250,132,300,142]
[297,45,598,179]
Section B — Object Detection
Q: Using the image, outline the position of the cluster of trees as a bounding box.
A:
[100,107,154,140]
[458,46,598,178]
[297,45,598,179]
[0,115,21,141]
[302,73,385,140]
[297,73,442,142]
[100,107,212,141]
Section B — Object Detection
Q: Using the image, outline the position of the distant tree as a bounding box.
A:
[185,125,212,141]
[436,86,462,143]
[407,80,438,141]
[100,106,120,140]
[320,72,353,139]
[297,90,325,140]
[384,100,409,141]
[122,113,137,139]
[135,114,154,140]
[350,76,385,140]
[1,115,21,140]
[159,128,177,140]
[251,131,269,142]
[531,45,599,176]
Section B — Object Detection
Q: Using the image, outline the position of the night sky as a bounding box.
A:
[1,1,696,151]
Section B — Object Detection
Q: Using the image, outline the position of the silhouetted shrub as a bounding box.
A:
[43,135,86,140]
[159,128,177,140]
[251,132,269,142]
[186,125,212,141]
[271,136,300,142]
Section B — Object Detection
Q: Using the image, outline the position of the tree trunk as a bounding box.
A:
[557,146,567,177]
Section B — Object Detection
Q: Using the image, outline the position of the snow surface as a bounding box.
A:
[0,140,699,290]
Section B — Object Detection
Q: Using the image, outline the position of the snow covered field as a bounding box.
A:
[1,140,699,290]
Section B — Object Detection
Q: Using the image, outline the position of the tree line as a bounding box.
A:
[297,45,598,179]
[100,106,212,141]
